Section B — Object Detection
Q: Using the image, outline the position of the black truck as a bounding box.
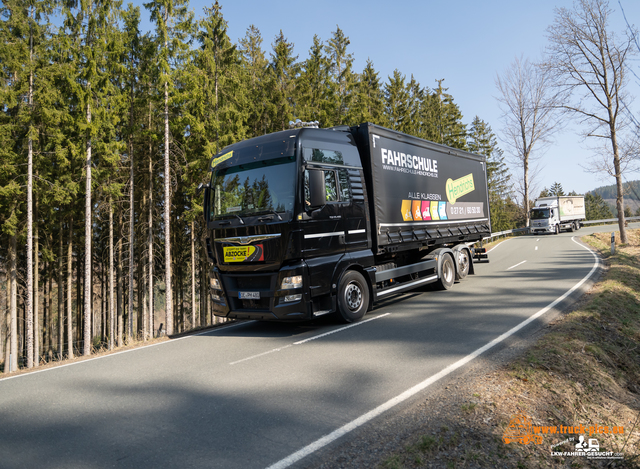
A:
[201,122,490,322]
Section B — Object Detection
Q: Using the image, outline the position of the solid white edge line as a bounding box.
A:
[507,260,527,270]
[265,236,599,469]
[0,321,252,382]
[486,237,512,253]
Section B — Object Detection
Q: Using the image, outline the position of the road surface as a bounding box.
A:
[1,224,633,469]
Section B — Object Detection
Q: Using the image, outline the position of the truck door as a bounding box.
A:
[302,166,347,298]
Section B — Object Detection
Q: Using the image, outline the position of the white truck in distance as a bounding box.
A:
[530,196,586,235]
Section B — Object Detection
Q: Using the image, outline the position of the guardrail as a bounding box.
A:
[581,216,640,225]
[481,216,640,243]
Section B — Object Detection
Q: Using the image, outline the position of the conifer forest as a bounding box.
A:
[0,0,519,371]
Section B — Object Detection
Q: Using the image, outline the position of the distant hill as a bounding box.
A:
[590,180,640,201]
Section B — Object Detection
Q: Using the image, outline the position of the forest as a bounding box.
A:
[0,0,519,371]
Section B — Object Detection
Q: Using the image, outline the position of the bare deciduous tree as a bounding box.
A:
[496,56,560,227]
[544,0,636,243]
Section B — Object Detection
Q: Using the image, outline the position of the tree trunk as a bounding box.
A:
[610,127,627,243]
[148,99,154,339]
[109,196,115,350]
[117,236,123,347]
[84,96,92,356]
[164,80,173,336]
[9,234,18,372]
[34,195,39,367]
[191,219,196,330]
[58,227,64,359]
[128,142,134,341]
[47,269,52,361]
[67,219,74,359]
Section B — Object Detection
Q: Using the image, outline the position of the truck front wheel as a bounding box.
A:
[554,225,560,235]
[436,254,455,290]
[337,271,369,323]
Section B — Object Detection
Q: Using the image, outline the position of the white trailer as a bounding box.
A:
[530,196,586,234]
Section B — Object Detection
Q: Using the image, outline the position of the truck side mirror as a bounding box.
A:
[202,185,211,222]
[307,170,326,208]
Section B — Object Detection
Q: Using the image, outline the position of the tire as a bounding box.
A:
[569,222,575,232]
[455,248,470,281]
[554,224,560,235]
[337,270,369,323]
[435,254,455,290]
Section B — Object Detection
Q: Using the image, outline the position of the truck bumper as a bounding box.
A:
[210,263,316,321]
[531,226,554,234]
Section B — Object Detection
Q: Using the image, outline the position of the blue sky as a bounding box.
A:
[136,0,640,196]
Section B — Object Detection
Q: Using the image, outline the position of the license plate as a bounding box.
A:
[239,291,260,299]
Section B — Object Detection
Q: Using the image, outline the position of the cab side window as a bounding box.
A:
[304,169,344,207]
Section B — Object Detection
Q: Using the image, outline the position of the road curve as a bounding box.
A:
[0,224,633,469]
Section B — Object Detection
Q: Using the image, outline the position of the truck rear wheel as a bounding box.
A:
[554,225,560,235]
[435,254,455,290]
[337,270,369,323]
[569,222,575,232]
[455,248,470,281]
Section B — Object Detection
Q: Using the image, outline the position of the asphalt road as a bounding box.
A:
[1,223,635,469]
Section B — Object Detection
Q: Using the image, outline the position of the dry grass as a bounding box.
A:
[380,230,640,468]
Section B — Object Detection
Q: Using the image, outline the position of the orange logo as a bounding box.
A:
[503,415,543,445]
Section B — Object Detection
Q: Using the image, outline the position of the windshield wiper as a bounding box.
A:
[258,210,283,221]
[234,214,245,225]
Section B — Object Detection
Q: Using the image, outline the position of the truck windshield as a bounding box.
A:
[531,208,550,219]
[211,156,296,219]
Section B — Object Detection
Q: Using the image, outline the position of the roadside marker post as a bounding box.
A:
[611,232,615,255]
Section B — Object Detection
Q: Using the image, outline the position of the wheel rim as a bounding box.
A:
[345,282,362,310]
[443,259,454,283]
[459,251,469,274]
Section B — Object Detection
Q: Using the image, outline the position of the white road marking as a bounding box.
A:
[293,313,391,345]
[229,345,293,366]
[536,238,540,241]
[265,236,600,469]
[230,313,391,365]
[486,237,512,253]
[507,260,527,270]
[0,321,251,382]
[535,246,538,251]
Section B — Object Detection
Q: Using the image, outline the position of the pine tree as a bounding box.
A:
[585,192,613,220]
[296,35,331,125]
[468,117,515,231]
[549,182,564,196]
[427,80,467,149]
[352,59,384,125]
[384,70,409,131]
[267,30,298,132]
[238,25,270,137]
[145,0,194,336]
[325,26,355,125]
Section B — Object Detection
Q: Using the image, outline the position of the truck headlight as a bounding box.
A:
[210,277,221,290]
[281,275,302,289]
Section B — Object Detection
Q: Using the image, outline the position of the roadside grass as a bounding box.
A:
[379,229,640,468]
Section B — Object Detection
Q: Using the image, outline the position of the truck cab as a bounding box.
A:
[530,200,560,234]
[203,127,371,322]
[530,196,585,235]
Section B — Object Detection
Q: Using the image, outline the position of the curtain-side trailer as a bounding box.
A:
[201,123,491,322]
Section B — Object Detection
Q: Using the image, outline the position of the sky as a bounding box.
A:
[134,0,640,197]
